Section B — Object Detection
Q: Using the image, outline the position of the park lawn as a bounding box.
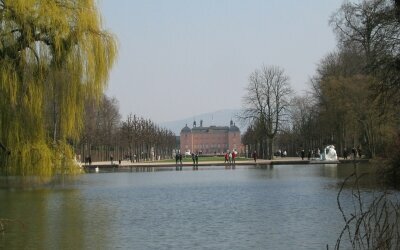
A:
[158,156,248,163]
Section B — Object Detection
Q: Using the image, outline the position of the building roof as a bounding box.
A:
[180,121,240,134]
[229,124,240,132]
[180,124,191,133]
[191,126,230,133]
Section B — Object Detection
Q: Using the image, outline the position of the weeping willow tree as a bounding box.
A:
[0,0,117,176]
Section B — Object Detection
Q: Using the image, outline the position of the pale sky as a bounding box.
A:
[99,0,343,123]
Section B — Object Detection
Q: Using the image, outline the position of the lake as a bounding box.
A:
[0,163,382,249]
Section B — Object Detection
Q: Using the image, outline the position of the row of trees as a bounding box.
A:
[76,95,176,163]
[242,0,400,162]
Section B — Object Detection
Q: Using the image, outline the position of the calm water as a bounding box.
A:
[0,164,381,249]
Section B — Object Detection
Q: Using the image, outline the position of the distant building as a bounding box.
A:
[180,120,243,155]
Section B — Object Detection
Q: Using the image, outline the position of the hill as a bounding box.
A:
[159,109,246,135]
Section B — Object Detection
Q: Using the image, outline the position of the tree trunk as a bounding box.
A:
[268,137,274,160]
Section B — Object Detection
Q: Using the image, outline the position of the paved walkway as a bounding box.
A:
[81,157,366,168]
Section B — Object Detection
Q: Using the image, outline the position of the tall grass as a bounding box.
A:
[332,163,400,249]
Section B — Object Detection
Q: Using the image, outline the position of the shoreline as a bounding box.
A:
[82,157,369,170]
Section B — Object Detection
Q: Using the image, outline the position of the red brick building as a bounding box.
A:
[180,120,243,155]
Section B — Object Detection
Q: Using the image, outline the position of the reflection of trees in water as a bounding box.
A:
[333,166,400,250]
[0,187,110,249]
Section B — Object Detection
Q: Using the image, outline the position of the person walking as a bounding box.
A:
[191,153,196,165]
[252,151,257,162]
[352,147,357,159]
[224,152,229,163]
[343,148,348,160]
[301,150,305,160]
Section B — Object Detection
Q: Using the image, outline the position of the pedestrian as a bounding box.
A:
[229,152,232,164]
[195,153,198,165]
[191,153,195,165]
[175,153,179,164]
[352,147,356,159]
[88,155,92,165]
[110,154,113,164]
[343,148,348,160]
[252,150,257,162]
[301,150,305,160]
[224,151,229,163]
[179,153,182,164]
[232,150,236,164]
[307,150,311,160]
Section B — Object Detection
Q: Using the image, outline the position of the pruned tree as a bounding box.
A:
[117,114,176,162]
[79,95,121,161]
[242,65,293,159]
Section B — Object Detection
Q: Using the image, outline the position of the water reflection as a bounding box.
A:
[0,187,111,249]
[0,163,390,249]
[224,164,236,170]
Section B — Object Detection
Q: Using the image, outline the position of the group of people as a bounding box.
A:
[224,150,237,164]
[298,145,363,160]
[84,155,92,165]
[175,153,183,164]
[275,149,288,157]
[191,152,199,166]
[299,149,321,160]
[343,146,362,159]
[297,148,322,160]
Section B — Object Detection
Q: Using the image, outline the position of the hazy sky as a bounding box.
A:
[99,0,343,123]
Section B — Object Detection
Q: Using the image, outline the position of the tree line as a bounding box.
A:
[242,0,400,164]
[77,95,176,163]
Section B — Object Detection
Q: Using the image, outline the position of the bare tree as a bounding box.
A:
[79,95,121,161]
[330,0,400,105]
[242,65,293,159]
[330,0,393,64]
[118,114,176,162]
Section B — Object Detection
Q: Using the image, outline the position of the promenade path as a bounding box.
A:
[83,157,367,169]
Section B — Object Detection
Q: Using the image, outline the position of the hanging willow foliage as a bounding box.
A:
[0,0,118,176]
